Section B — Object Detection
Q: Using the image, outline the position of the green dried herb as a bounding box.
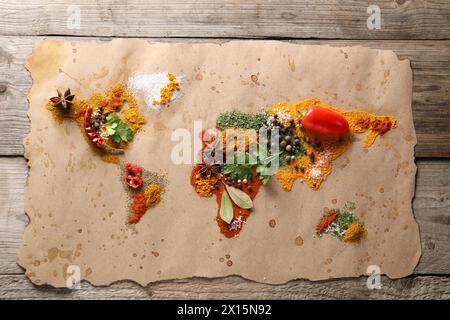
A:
[216,111,268,131]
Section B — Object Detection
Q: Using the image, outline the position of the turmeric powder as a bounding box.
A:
[152,72,181,106]
[194,173,220,197]
[123,107,146,132]
[145,183,162,208]
[343,222,366,242]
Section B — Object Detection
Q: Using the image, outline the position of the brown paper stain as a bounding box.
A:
[288,56,296,72]
[294,236,304,246]
[268,219,276,228]
[91,66,110,80]
[25,41,68,81]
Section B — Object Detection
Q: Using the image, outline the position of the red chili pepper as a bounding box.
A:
[84,105,103,147]
[83,105,124,154]
[125,162,142,174]
[129,167,142,174]
[125,175,143,189]
[301,105,350,135]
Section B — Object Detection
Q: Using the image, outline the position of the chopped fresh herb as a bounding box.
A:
[216,111,268,131]
[221,152,254,180]
[221,163,254,180]
[104,112,134,143]
[254,143,281,184]
[220,144,281,185]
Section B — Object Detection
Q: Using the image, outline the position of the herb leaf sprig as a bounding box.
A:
[104,112,134,143]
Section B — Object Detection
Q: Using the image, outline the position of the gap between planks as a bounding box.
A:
[1,0,450,40]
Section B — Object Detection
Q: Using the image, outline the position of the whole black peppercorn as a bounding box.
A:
[309,152,315,163]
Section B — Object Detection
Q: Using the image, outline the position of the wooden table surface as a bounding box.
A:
[0,1,449,299]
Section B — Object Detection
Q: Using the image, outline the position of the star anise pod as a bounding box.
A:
[50,89,75,110]
[198,162,221,176]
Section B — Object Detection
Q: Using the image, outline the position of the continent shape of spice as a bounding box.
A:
[190,98,395,239]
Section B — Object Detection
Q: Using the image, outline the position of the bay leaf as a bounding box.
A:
[226,185,253,209]
[220,191,234,224]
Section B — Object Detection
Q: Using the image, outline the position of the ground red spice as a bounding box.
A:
[316,210,339,233]
[355,117,371,129]
[215,175,262,238]
[106,87,124,113]
[371,117,392,135]
[190,128,263,238]
[128,192,148,224]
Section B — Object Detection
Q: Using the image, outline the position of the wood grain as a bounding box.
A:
[0,274,449,299]
[0,1,450,40]
[0,37,449,157]
[1,157,449,276]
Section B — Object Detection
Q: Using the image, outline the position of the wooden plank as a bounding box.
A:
[1,37,449,157]
[1,157,449,275]
[0,157,28,274]
[0,274,449,299]
[1,1,450,40]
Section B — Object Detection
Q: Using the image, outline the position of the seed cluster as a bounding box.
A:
[267,114,305,164]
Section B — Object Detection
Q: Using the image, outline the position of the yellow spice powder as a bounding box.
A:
[123,107,146,132]
[194,173,219,197]
[343,222,366,242]
[152,72,181,106]
[145,183,162,208]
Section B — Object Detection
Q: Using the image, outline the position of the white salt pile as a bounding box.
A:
[127,72,183,110]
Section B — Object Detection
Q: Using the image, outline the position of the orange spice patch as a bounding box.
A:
[152,72,181,106]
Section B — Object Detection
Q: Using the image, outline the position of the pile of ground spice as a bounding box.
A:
[215,173,263,238]
[48,83,146,163]
[316,210,339,233]
[268,98,397,191]
[128,192,148,224]
[128,183,163,224]
[145,183,162,208]
[152,72,181,106]
[123,164,166,225]
[316,203,366,243]
[123,107,146,132]
[191,168,220,197]
[343,222,365,242]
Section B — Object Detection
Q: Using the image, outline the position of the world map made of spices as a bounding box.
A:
[46,72,396,242]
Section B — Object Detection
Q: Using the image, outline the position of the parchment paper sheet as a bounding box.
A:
[18,40,420,287]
